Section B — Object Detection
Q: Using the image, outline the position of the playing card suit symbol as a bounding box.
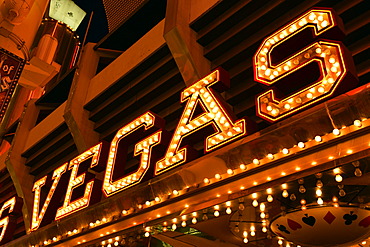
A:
[359,216,370,228]
[343,211,358,225]
[302,214,316,226]
[287,219,302,230]
[277,224,291,234]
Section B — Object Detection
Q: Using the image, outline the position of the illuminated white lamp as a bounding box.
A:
[316,188,323,197]
[260,212,266,218]
[226,207,232,214]
[298,142,305,148]
[282,190,289,198]
[227,169,234,175]
[278,238,284,245]
[253,158,260,165]
[314,135,322,142]
[335,174,343,183]
[260,203,266,211]
[282,148,289,154]
[317,197,324,205]
[267,153,274,160]
[181,220,187,227]
[354,119,362,127]
[243,238,249,243]
[215,174,222,179]
[333,128,340,135]
[252,192,258,199]
[267,194,274,202]
[240,163,246,170]
[252,199,259,207]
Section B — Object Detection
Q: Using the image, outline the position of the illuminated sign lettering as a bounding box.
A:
[0,197,22,245]
[103,112,164,196]
[255,8,357,122]
[55,142,107,220]
[31,163,68,231]
[22,8,357,237]
[155,69,249,175]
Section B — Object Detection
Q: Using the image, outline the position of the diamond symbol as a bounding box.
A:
[323,211,336,224]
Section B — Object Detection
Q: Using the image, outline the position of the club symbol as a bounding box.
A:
[343,211,358,225]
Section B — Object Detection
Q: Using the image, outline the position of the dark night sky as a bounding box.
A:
[73,0,109,43]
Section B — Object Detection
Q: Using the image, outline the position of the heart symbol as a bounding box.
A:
[302,214,316,226]
[287,219,302,231]
[359,216,370,228]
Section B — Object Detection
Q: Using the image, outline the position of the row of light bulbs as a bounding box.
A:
[34,115,368,246]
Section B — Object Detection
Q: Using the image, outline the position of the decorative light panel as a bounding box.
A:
[103,112,162,196]
[255,8,356,122]
[56,142,106,220]
[155,68,247,175]
[31,163,68,231]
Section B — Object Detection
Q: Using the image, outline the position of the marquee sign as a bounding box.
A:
[0,7,358,244]
[255,8,356,122]
[0,48,25,125]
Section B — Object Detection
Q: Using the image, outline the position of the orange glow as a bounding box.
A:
[155,69,247,175]
[31,163,68,231]
[103,112,162,196]
[255,9,354,122]
[56,142,104,220]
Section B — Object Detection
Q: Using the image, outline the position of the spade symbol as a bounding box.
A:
[302,214,316,226]
[277,224,290,234]
[343,211,358,225]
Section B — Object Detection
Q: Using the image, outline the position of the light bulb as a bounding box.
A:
[282,190,289,198]
[335,174,343,182]
[192,217,197,224]
[317,197,324,205]
[316,180,323,188]
[252,200,259,207]
[355,168,362,177]
[267,195,273,202]
[214,211,220,217]
[262,226,267,232]
[226,207,232,214]
[339,189,346,197]
[243,238,248,243]
[299,185,306,193]
[316,188,322,197]
[260,203,266,211]
[202,214,208,220]
[290,194,296,201]
[234,225,240,233]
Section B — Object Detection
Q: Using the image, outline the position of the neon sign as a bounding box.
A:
[1,8,357,242]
